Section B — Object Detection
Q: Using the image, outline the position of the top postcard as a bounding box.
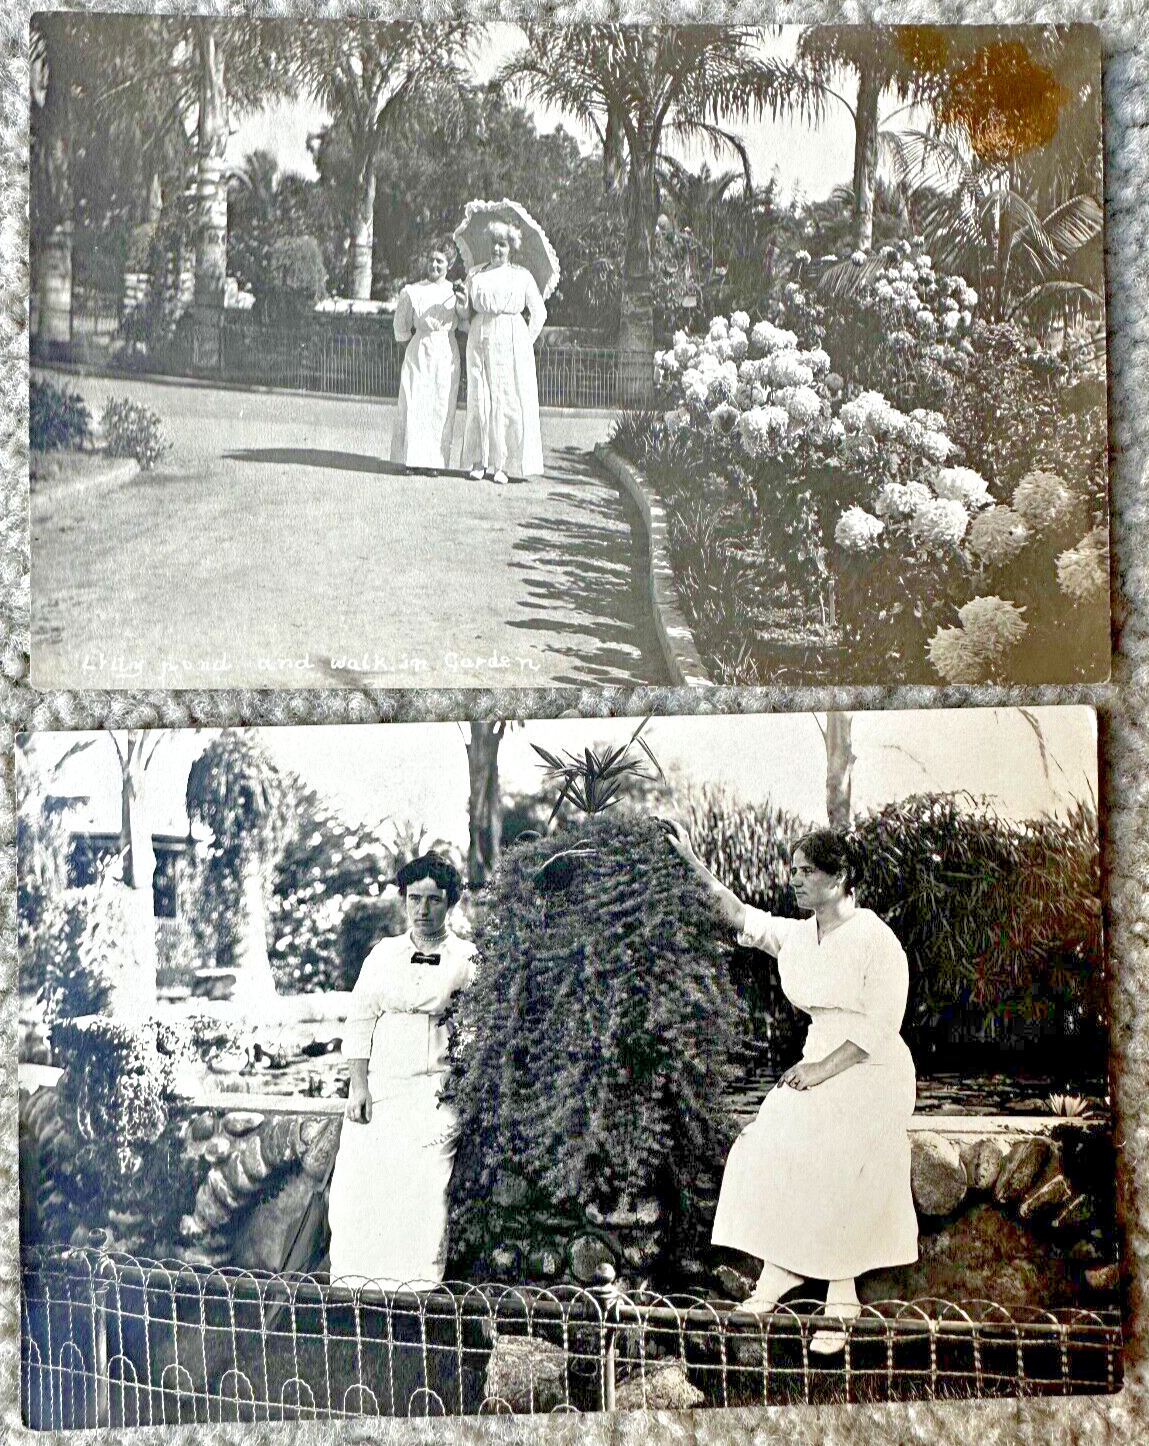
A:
[28,19,1108,689]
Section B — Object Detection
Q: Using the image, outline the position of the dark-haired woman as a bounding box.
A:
[391,246,466,471]
[666,825,917,1352]
[328,852,475,1286]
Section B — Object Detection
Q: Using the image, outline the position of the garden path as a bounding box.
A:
[31,373,667,690]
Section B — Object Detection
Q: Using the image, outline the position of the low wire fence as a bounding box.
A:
[20,1248,1121,1429]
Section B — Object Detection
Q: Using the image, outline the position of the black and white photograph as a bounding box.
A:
[17,706,1121,1425]
[28,18,1108,689]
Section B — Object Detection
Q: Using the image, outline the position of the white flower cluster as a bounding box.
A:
[737,405,790,457]
[656,312,835,460]
[927,596,1028,682]
[909,497,971,549]
[838,390,953,462]
[932,466,992,510]
[1012,470,1075,529]
[861,239,978,348]
[835,505,885,552]
[1056,527,1109,601]
[966,506,1031,565]
[874,480,933,519]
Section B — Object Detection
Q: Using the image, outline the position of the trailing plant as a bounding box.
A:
[447,729,744,1282]
[102,396,171,470]
[30,377,93,453]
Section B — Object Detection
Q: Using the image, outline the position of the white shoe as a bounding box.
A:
[491,469,509,485]
[468,467,485,481]
[730,1293,779,1320]
[809,1305,860,1355]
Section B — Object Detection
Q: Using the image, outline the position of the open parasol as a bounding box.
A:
[453,198,561,302]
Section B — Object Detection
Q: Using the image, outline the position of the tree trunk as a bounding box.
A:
[602,102,627,198]
[617,151,656,404]
[35,30,74,352]
[115,733,158,1016]
[192,19,229,368]
[466,722,505,887]
[348,160,377,300]
[824,712,855,829]
[852,64,882,253]
[230,859,278,1008]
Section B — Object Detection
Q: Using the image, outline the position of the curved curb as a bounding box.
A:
[30,455,140,523]
[593,443,711,688]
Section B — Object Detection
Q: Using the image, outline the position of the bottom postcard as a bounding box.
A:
[16,706,1121,1424]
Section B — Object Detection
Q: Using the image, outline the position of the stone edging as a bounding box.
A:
[30,455,139,523]
[593,443,711,688]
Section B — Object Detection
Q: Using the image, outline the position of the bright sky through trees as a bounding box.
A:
[30,709,1097,849]
[233,25,929,204]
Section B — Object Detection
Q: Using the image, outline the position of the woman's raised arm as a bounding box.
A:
[663,821,748,933]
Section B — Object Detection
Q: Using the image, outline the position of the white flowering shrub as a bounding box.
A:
[927,597,1028,683]
[1056,527,1109,602]
[630,255,1108,685]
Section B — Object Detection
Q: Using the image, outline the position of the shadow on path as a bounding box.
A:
[510,445,666,686]
[222,448,406,476]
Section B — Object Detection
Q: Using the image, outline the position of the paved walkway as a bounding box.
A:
[31,374,667,690]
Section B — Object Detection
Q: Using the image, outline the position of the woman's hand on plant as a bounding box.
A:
[660,818,697,862]
[345,1083,372,1124]
[778,1060,827,1091]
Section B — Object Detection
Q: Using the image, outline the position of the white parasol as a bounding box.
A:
[453,198,561,302]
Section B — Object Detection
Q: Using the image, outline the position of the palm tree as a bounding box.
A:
[185,734,292,1009]
[497,25,826,401]
[293,21,478,299]
[887,128,1103,329]
[30,14,87,349]
[892,28,1104,332]
[794,26,955,253]
[92,16,299,362]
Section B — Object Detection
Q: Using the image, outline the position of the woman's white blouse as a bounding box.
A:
[738,905,910,1062]
[467,264,546,341]
[341,930,476,1076]
[392,280,460,342]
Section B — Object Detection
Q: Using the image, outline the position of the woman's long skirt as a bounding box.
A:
[711,1047,918,1281]
[461,313,544,477]
[327,1072,458,1287]
[391,332,460,470]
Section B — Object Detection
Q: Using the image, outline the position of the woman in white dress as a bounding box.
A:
[667,824,918,1352]
[328,852,476,1287]
[390,246,467,472]
[461,221,546,485]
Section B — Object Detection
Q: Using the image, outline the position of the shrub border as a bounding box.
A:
[593,443,711,688]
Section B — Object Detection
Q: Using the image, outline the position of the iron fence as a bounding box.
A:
[215,317,628,409]
[20,1247,1121,1429]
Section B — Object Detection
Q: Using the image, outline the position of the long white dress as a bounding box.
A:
[390,280,462,469]
[461,264,546,477]
[328,929,476,1286]
[712,906,918,1281]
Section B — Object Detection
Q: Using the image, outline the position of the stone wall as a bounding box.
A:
[19,1074,1116,1311]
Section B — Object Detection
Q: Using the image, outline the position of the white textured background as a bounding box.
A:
[2,1,1147,1442]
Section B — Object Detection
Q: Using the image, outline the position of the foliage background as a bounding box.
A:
[4,2,1149,1445]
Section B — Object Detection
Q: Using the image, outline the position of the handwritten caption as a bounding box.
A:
[81,649,542,683]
